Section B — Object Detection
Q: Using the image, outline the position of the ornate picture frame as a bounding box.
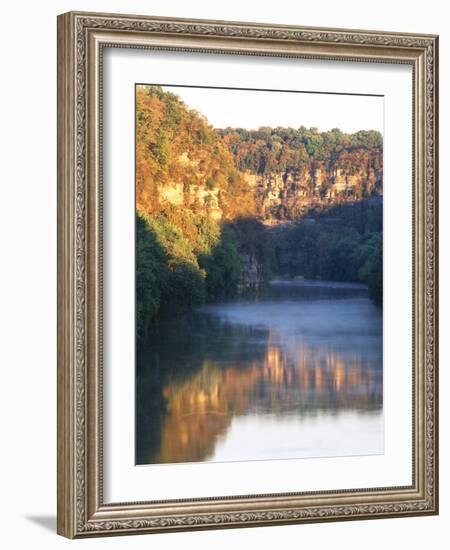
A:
[57,11,438,538]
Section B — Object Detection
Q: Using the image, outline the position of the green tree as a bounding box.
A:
[135,213,168,336]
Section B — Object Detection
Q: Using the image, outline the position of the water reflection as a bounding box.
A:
[136,281,383,465]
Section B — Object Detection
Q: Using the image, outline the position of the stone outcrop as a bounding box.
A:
[159,180,223,221]
[238,253,265,290]
[245,154,382,221]
[158,152,382,225]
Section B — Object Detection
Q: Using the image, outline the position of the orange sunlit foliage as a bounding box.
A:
[136,85,257,221]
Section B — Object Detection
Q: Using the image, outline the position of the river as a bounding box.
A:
[136,280,383,465]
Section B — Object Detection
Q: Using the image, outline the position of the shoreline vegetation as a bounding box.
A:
[136,85,383,337]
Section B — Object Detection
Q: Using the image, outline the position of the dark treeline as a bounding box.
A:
[273,199,382,305]
[137,198,382,340]
[136,207,272,336]
[218,126,382,175]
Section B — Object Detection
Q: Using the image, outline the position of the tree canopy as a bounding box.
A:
[218,126,382,174]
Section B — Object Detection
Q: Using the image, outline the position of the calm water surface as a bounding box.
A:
[136,280,383,465]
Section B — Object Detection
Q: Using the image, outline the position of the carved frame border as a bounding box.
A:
[57,11,438,538]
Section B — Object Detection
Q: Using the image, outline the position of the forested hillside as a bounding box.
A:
[219,126,382,220]
[136,86,268,335]
[136,86,256,221]
[136,85,383,335]
[219,126,382,175]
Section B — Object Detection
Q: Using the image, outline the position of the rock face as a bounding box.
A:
[238,253,265,290]
[158,180,223,220]
[244,154,382,221]
[157,149,383,226]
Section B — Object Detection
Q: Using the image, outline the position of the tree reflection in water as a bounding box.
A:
[136,282,382,465]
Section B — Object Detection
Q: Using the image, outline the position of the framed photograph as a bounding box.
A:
[57,11,439,538]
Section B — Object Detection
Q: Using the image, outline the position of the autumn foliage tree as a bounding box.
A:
[136,85,256,220]
[218,126,382,175]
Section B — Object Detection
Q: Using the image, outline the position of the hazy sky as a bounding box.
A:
[157,85,383,134]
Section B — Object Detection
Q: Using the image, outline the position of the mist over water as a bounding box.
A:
[136,280,383,465]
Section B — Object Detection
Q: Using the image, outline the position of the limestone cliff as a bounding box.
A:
[244,152,382,221]
[137,86,383,225]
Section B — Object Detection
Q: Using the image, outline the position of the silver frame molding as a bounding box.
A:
[57,11,439,538]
